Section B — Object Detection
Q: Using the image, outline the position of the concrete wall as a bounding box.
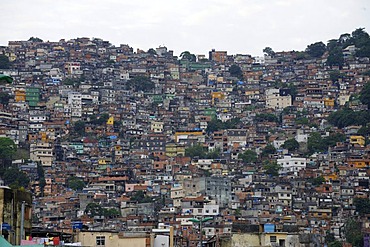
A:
[76,231,148,247]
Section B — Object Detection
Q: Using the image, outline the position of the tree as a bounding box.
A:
[130,190,152,203]
[104,208,121,218]
[263,161,280,176]
[85,203,104,217]
[306,41,326,58]
[344,218,364,247]
[37,162,46,196]
[73,121,86,135]
[206,148,221,159]
[326,46,344,67]
[309,176,326,186]
[261,144,276,157]
[307,132,326,154]
[28,37,43,42]
[127,76,154,92]
[354,197,370,216]
[238,150,257,164]
[185,144,206,159]
[328,108,370,128]
[329,70,344,82]
[255,113,279,123]
[359,82,370,108]
[147,48,157,55]
[3,167,30,189]
[0,92,12,105]
[339,33,351,45]
[206,118,223,133]
[352,28,369,47]
[0,137,17,167]
[282,138,299,152]
[263,47,275,57]
[328,241,342,247]
[0,55,10,69]
[229,64,243,80]
[68,177,85,191]
[180,51,196,62]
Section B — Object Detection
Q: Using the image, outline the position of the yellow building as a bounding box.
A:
[350,135,365,147]
[347,158,369,168]
[14,89,26,102]
[166,143,185,157]
[323,173,338,182]
[324,98,335,107]
[107,116,114,125]
[75,231,149,247]
[211,91,225,105]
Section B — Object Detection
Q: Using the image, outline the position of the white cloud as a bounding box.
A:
[0,0,369,56]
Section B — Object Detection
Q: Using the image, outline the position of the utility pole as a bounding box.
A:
[20,201,25,242]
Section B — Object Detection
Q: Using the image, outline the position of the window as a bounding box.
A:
[96,236,105,246]
[270,236,277,243]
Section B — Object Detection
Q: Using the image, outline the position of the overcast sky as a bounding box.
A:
[1,0,369,56]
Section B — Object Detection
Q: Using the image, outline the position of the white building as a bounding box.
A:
[67,92,82,118]
[265,88,292,110]
[277,155,307,176]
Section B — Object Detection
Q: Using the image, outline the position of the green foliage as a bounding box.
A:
[0,92,12,105]
[295,117,309,125]
[328,108,370,128]
[229,64,243,80]
[306,41,326,58]
[294,51,309,60]
[127,76,154,92]
[344,218,364,247]
[238,150,257,164]
[255,113,279,123]
[185,144,207,159]
[362,70,370,76]
[329,70,345,82]
[37,162,46,195]
[185,144,222,159]
[326,46,344,67]
[90,113,110,125]
[84,203,121,218]
[354,197,370,216]
[325,232,336,244]
[0,55,11,69]
[307,132,346,154]
[359,82,370,108]
[28,37,43,42]
[261,144,276,157]
[282,138,299,152]
[104,208,121,218]
[85,203,104,217]
[0,137,17,162]
[206,148,221,159]
[263,47,275,57]
[68,177,85,191]
[307,132,326,154]
[130,190,153,203]
[328,241,342,247]
[63,78,81,87]
[180,51,196,62]
[3,167,30,189]
[147,48,157,55]
[73,121,86,135]
[309,176,326,186]
[206,118,241,133]
[357,124,370,136]
[263,160,280,176]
